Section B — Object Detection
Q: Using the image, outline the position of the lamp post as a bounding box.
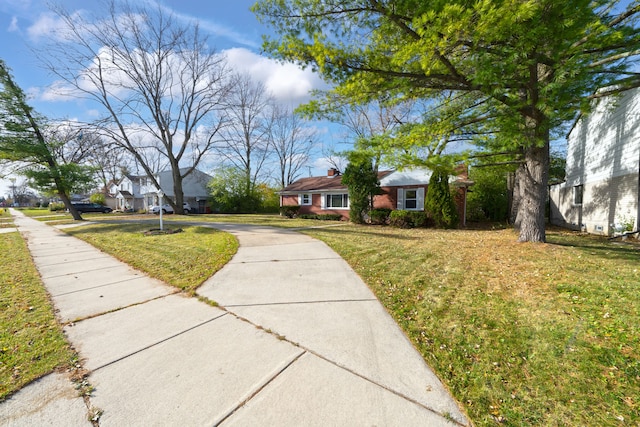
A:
[157,189,164,231]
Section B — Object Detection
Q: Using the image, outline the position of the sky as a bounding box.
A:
[0,0,342,199]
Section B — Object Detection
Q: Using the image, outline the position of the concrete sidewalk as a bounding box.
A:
[1,210,469,426]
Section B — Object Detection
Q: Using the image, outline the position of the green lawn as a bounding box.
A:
[0,208,14,228]
[64,222,238,294]
[0,232,75,400]
[3,213,638,425]
[300,224,640,426]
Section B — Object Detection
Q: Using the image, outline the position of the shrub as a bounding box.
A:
[389,210,431,228]
[389,210,411,228]
[280,205,301,218]
[369,208,391,225]
[408,211,431,228]
[89,193,106,206]
[299,214,319,219]
[317,214,342,221]
[49,202,66,212]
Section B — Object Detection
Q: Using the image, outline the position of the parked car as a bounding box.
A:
[71,203,113,214]
[150,202,193,214]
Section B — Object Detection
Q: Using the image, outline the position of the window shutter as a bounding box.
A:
[397,188,404,210]
[417,187,425,211]
[298,194,302,204]
[321,193,326,208]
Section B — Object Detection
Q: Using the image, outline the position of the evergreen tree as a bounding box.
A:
[0,60,93,220]
[425,169,458,229]
[341,153,380,224]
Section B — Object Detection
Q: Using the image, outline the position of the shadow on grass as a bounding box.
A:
[544,225,640,262]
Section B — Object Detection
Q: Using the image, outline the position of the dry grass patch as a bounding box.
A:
[303,224,640,427]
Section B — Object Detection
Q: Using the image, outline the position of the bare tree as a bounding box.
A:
[215,73,273,198]
[268,105,316,188]
[42,0,230,213]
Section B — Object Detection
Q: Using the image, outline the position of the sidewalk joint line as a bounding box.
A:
[36,254,111,267]
[230,256,341,264]
[214,350,306,426]
[52,276,155,297]
[92,312,228,372]
[221,305,467,427]
[223,298,378,308]
[41,264,135,279]
[302,348,468,426]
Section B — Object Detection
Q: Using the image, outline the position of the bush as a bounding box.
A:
[89,193,106,206]
[298,213,343,221]
[317,214,342,221]
[299,214,318,219]
[369,208,391,225]
[389,210,431,228]
[49,202,66,212]
[280,205,301,218]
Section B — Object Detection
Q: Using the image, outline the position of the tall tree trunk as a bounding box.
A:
[59,191,83,220]
[172,170,184,214]
[516,138,549,242]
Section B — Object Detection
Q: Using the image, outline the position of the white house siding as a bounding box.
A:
[140,169,212,212]
[550,88,640,235]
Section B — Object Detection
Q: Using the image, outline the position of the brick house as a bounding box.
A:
[279,167,473,225]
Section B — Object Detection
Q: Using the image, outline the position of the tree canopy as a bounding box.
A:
[43,0,231,214]
[0,60,93,219]
[254,0,640,241]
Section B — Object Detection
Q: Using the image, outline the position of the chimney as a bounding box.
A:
[327,168,340,177]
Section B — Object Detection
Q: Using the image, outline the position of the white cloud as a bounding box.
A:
[8,16,19,32]
[223,47,327,106]
[26,12,66,41]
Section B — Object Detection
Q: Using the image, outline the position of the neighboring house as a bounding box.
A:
[115,174,145,212]
[110,168,213,213]
[550,87,640,236]
[140,168,213,214]
[104,179,119,210]
[280,167,473,225]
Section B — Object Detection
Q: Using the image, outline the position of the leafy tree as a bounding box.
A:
[0,60,93,220]
[89,193,106,206]
[467,166,511,222]
[425,169,458,229]
[253,0,640,242]
[254,183,280,214]
[208,166,261,213]
[43,0,231,214]
[341,152,380,224]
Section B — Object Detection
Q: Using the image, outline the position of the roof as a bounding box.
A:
[281,170,394,193]
[281,176,347,193]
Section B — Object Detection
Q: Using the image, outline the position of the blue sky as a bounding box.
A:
[0,0,338,198]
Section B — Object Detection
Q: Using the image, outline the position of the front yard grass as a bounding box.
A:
[301,225,639,426]
[64,222,238,294]
[4,212,638,425]
[0,208,13,228]
[0,232,74,401]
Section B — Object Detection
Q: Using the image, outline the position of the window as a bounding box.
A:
[299,193,311,205]
[325,193,349,209]
[405,189,418,209]
[573,185,583,205]
[397,188,424,211]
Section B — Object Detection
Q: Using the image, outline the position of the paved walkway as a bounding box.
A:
[1,210,469,426]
